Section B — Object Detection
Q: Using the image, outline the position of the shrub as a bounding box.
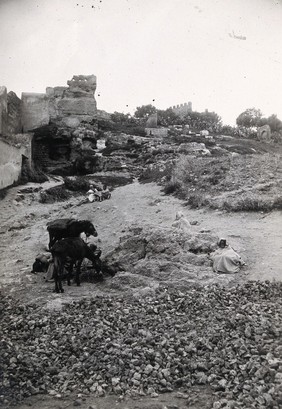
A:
[20,166,48,184]
[223,195,272,212]
[186,193,210,209]
[0,188,8,200]
[39,186,72,203]
[163,180,181,194]
[160,152,282,213]
[273,196,282,210]
[139,162,173,184]
[64,176,90,192]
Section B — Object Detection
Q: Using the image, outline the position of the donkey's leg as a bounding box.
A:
[56,257,64,293]
[59,276,64,293]
[54,278,60,293]
[75,260,83,286]
[49,234,55,249]
[67,261,74,286]
[53,256,59,293]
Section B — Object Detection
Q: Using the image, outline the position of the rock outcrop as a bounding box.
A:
[104,224,224,289]
[31,122,100,175]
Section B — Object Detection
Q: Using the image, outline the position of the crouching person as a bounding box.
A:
[209,238,245,274]
[101,185,111,200]
[31,253,56,282]
[31,254,51,274]
[88,243,103,280]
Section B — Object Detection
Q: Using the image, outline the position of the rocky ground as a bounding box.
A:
[1,282,281,409]
[0,179,282,409]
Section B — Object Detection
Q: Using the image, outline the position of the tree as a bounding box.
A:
[183,111,222,132]
[199,111,222,132]
[236,108,263,128]
[111,112,131,124]
[134,104,157,119]
[265,114,282,132]
[157,108,179,126]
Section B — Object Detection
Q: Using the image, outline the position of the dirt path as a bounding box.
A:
[1,179,282,409]
[0,179,281,293]
[189,206,282,282]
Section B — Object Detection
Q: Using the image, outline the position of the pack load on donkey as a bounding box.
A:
[47,218,97,249]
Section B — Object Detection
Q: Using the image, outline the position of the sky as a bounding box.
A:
[0,0,281,125]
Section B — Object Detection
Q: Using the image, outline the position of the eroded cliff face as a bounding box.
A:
[31,122,100,176]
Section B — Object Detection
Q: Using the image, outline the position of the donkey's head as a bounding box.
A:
[81,220,98,237]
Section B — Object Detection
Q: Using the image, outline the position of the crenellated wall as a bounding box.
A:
[170,102,192,117]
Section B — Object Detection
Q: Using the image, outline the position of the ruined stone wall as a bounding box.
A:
[7,91,22,134]
[21,75,97,132]
[21,93,50,132]
[0,86,8,135]
[32,140,50,170]
[145,128,168,138]
[0,134,32,189]
[1,74,97,135]
[257,124,271,142]
[51,74,97,128]
[170,102,192,117]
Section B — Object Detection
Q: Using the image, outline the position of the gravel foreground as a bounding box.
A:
[0,281,281,409]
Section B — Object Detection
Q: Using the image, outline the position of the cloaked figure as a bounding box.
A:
[210,238,245,274]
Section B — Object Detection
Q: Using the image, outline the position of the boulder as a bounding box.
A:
[104,225,219,286]
[105,132,150,150]
[73,153,103,175]
[178,142,211,156]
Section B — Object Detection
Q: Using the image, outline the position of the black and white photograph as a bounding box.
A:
[0,1,281,408]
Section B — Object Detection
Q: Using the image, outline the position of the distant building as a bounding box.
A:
[170,102,192,117]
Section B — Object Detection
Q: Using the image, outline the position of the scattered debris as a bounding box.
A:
[0,281,281,407]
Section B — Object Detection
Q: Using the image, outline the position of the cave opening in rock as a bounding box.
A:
[48,140,71,161]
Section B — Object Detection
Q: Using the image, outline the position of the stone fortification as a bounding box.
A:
[170,101,192,117]
[0,134,32,189]
[0,86,8,135]
[0,75,98,188]
[21,93,50,132]
[145,113,158,128]
[7,91,22,134]
[0,75,97,134]
[22,74,97,131]
[257,124,271,142]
